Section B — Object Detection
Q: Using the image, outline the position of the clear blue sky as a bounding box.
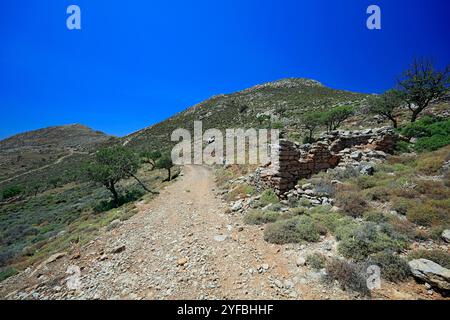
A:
[1,0,449,139]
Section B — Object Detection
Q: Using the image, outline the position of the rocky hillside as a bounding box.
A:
[0,124,116,182]
[123,78,368,152]
[0,124,112,152]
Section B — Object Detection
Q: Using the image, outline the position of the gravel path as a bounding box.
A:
[1,165,430,300]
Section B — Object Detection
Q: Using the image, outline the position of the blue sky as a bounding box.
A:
[1,0,449,139]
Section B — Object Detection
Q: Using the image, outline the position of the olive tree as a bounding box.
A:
[141,150,162,170]
[397,59,449,122]
[367,90,403,128]
[85,146,151,206]
[322,106,354,132]
[155,154,174,181]
[300,111,324,143]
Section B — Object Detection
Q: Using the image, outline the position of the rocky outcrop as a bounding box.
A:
[409,259,450,291]
[442,229,450,243]
[253,127,398,196]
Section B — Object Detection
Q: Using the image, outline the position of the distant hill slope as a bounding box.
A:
[0,124,113,151]
[123,78,368,152]
[0,124,116,182]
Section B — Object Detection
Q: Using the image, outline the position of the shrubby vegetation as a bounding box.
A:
[408,249,450,269]
[369,251,410,282]
[264,215,324,244]
[306,252,327,270]
[0,186,23,200]
[244,210,279,225]
[401,117,450,152]
[324,258,371,296]
[337,222,407,261]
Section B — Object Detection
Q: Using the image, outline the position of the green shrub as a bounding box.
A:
[363,211,388,223]
[335,191,368,217]
[1,186,23,199]
[356,176,377,190]
[338,222,406,261]
[324,259,370,296]
[309,207,353,234]
[264,216,322,244]
[290,207,307,215]
[260,189,279,206]
[244,210,279,225]
[400,116,436,138]
[390,197,409,215]
[407,199,450,227]
[415,135,450,152]
[364,186,391,202]
[306,252,327,270]
[400,118,450,152]
[369,251,410,282]
[408,249,450,268]
[0,267,17,282]
[394,140,412,153]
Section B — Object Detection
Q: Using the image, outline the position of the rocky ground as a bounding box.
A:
[0,166,442,300]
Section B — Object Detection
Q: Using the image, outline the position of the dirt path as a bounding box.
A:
[0,165,428,300]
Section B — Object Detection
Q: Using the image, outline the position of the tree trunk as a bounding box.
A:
[411,109,420,122]
[388,116,398,128]
[167,168,171,181]
[108,182,119,206]
[129,172,152,193]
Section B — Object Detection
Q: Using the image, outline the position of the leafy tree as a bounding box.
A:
[141,150,162,169]
[85,146,151,206]
[397,59,449,122]
[322,106,354,132]
[367,90,403,128]
[1,186,23,200]
[300,111,324,143]
[155,154,174,181]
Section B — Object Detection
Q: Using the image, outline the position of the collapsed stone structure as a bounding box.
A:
[253,127,398,196]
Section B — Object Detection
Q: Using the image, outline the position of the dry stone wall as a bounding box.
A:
[253,127,398,196]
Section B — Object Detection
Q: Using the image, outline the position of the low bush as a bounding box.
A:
[415,135,450,152]
[260,189,279,206]
[400,117,450,152]
[408,249,450,268]
[390,197,409,215]
[338,222,406,261]
[244,210,279,225]
[416,157,446,175]
[290,207,307,216]
[394,140,412,154]
[364,186,391,202]
[407,199,450,227]
[1,186,23,200]
[324,259,370,296]
[356,176,377,190]
[264,216,322,244]
[225,183,255,201]
[363,211,388,223]
[306,252,327,270]
[0,267,17,282]
[309,207,353,234]
[335,191,368,217]
[369,251,410,282]
[414,180,450,200]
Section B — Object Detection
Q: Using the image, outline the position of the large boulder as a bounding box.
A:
[442,229,450,243]
[408,259,450,291]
